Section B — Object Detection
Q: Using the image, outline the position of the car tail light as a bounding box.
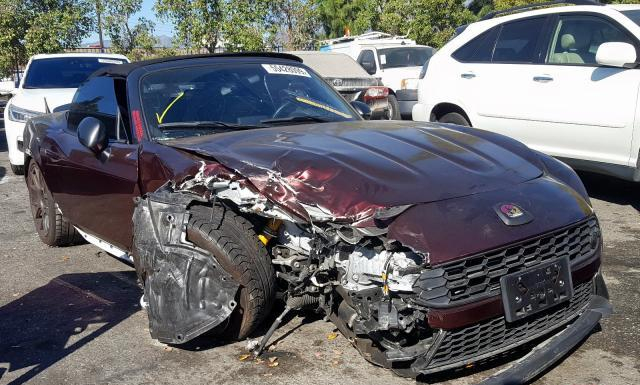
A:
[363,87,389,103]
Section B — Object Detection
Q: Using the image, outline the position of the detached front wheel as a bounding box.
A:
[26,161,81,246]
[187,205,276,340]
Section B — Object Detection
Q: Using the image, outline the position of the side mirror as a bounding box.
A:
[596,42,637,68]
[350,101,372,120]
[361,61,377,75]
[0,80,15,95]
[77,117,108,154]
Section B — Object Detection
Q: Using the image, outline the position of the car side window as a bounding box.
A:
[68,77,124,141]
[452,27,500,62]
[357,50,377,74]
[547,15,634,65]
[493,17,546,63]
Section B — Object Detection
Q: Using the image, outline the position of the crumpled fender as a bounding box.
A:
[132,187,239,344]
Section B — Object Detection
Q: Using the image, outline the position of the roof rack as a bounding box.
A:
[481,0,603,21]
[320,31,411,46]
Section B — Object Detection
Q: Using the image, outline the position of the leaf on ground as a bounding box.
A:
[268,356,278,363]
[163,346,173,352]
[267,361,279,368]
[327,332,338,341]
[239,354,251,361]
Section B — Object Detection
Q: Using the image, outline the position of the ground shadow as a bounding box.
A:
[0,271,141,385]
[0,166,5,181]
[577,171,640,212]
[176,301,322,352]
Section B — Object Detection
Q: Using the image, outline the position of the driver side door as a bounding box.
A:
[43,76,140,250]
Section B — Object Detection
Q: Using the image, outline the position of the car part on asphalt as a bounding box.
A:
[22,53,611,381]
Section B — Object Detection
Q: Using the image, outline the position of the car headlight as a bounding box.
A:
[7,104,42,123]
[400,78,419,90]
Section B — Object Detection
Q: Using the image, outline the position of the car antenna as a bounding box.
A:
[43,97,51,114]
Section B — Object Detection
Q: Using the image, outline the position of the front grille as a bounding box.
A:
[413,217,599,307]
[426,279,594,371]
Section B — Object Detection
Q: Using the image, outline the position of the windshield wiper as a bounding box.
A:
[158,121,265,130]
[261,116,332,125]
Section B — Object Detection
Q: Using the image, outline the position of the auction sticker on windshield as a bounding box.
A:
[262,64,310,77]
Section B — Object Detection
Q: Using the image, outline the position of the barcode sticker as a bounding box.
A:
[262,64,310,77]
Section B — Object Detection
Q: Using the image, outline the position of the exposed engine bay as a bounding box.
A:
[133,165,439,377]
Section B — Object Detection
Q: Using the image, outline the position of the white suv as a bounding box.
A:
[3,53,128,174]
[413,1,640,182]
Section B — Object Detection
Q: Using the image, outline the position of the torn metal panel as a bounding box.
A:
[132,187,239,344]
[162,120,544,223]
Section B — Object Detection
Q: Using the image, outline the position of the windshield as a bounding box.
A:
[622,10,640,27]
[140,63,358,140]
[377,47,435,69]
[23,57,127,89]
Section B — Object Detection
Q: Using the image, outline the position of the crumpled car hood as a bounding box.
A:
[164,121,543,221]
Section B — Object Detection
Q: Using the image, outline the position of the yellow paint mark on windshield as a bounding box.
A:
[295,97,352,119]
[156,91,185,124]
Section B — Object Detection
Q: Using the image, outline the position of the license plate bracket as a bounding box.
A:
[500,257,573,323]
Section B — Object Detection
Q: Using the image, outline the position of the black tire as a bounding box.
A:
[187,205,276,340]
[386,94,402,120]
[26,161,82,246]
[438,112,470,126]
[10,163,24,175]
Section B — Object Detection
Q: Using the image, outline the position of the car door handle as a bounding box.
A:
[460,73,476,79]
[533,75,554,83]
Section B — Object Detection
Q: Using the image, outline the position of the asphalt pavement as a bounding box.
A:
[0,126,638,385]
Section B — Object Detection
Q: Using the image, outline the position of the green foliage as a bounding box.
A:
[316,0,373,37]
[316,0,475,48]
[268,0,321,50]
[0,0,93,76]
[155,0,271,53]
[103,0,157,59]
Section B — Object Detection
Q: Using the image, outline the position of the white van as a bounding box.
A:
[320,32,434,119]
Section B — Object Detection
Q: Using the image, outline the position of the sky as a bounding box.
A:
[82,0,175,44]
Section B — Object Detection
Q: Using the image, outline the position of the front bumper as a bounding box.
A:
[410,271,611,379]
[395,89,417,120]
[3,117,25,166]
[478,294,611,384]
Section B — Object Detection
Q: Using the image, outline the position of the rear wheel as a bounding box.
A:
[187,205,276,340]
[26,161,82,246]
[10,164,24,175]
[438,112,470,126]
[386,95,401,120]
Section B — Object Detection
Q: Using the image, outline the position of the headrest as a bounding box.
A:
[561,34,576,50]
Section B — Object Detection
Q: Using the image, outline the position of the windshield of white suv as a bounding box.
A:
[621,10,640,26]
[377,47,435,69]
[23,57,127,89]
[140,63,358,140]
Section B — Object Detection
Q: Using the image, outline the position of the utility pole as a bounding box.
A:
[96,0,105,52]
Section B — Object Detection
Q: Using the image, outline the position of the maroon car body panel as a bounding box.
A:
[164,121,545,222]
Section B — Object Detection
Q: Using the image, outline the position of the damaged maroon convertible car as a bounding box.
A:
[23,53,610,382]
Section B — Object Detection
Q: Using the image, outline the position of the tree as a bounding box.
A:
[0,0,93,76]
[378,0,476,48]
[316,0,373,38]
[268,0,321,50]
[103,0,156,59]
[155,0,270,53]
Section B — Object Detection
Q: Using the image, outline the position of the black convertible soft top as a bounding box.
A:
[90,52,303,79]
